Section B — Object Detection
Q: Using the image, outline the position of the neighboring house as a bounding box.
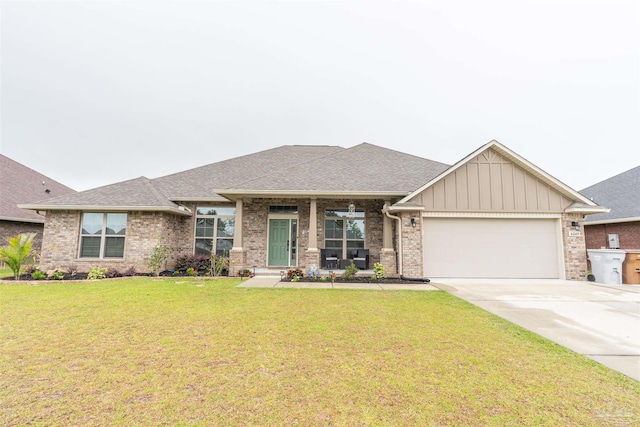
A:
[0,154,76,251]
[20,141,606,280]
[581,166,640,250]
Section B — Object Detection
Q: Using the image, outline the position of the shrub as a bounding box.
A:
[372,262,385,281]
[105,267,120,278]
[66,265,78,276]
[0,233,37,280]
[23,265,37,277]
[210,253,229,276]
[123,266,136,277]
[47,269,64,280]
[342,261,358,280]
[174,254,210,273]
[88,267,108,280]
[185,267,198,276]
[147,243,173,276]
[238,268,252,278]
[286,268,303,280]
[31,270,46,280]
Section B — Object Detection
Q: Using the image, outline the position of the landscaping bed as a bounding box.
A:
[283,275,431,284]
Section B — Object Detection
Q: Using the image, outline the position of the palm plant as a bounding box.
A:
[0,233,37,280]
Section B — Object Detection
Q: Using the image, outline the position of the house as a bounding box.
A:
[0,154,76,251]
[19,141,606,280]
[581,166,640,250]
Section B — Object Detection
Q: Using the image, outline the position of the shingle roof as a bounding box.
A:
[19,145,347,211]
[19,176,189,215]
[153,145,345,200]
[0,155,76,222]
[581,166,640,223]
[215,143,450,196]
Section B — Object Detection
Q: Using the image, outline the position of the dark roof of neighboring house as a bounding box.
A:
[581,165,640,223]
[0,154,76,223]
[21,143,448,212]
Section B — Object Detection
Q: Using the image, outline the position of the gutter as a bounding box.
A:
[585,216,640,226]
[17,204,193,217]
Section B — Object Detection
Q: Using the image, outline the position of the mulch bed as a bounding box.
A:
[1,272,233,282]
[284,276,431,284]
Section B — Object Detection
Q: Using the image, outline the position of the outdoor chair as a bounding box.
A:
[353,249,369,269]
[321,249,338,269]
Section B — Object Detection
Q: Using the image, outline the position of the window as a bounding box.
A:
[324,208,365,259]
[80,213,127,258]
[269,205,298,214]
[195,207,236,255]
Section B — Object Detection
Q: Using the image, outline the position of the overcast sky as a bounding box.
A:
[1,0,638,193]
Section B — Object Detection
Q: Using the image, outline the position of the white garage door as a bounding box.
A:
[423,218,561,278]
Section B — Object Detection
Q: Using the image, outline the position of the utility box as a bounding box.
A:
[622,250,640,285]
[587,249,626,285]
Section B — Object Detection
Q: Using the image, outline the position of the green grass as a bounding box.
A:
[1,278,639,426]
[0,266,13,279]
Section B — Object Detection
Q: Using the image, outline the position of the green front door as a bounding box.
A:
[268,219,297,267]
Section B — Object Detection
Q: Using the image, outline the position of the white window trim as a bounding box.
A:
[194,207,236,255]
[324,208,366,258]
[78,212,127,259]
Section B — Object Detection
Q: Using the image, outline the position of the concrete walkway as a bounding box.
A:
[237,276,438,291]
[430,279,640,382]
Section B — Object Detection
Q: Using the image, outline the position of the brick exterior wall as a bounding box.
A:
[236,198,387,272]
[585,221,640,250]
[399,211,423,278]
[38,210,192,273]
[561,213,589,280]
[36,204,593,281]
[35,199,392,275]
[0,220,45,252]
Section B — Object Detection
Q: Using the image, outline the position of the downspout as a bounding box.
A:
[383,205,403,275]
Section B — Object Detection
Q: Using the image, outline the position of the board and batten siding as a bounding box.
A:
[410,149,573,212]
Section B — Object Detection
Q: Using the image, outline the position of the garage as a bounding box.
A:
[423,217,562,278]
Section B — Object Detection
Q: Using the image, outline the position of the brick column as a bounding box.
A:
[400,212,423,278]
[379,248,397,277]
[304,198,320,273]
[562,213,588,280]
[230,198,245,276]
[380,202,397,276]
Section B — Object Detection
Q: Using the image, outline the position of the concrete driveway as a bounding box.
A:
[430,279,640,381]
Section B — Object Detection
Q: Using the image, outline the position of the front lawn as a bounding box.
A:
[1,278,638,426]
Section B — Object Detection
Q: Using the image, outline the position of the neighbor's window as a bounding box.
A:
[324,208,365,259]
[80,213,127,258]
[194,207,236,256]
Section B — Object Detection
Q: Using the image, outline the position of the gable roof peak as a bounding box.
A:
[398,139,604,211]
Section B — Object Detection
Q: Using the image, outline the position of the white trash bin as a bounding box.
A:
[587,249,626,285]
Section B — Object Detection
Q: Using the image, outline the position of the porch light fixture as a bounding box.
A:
[571,221,580,230]
[348,201,356,218]
[411,217,417,228]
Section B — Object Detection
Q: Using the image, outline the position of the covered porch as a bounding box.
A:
[223,197,399,276]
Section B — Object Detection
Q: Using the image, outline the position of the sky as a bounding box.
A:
[1,0,638,193]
